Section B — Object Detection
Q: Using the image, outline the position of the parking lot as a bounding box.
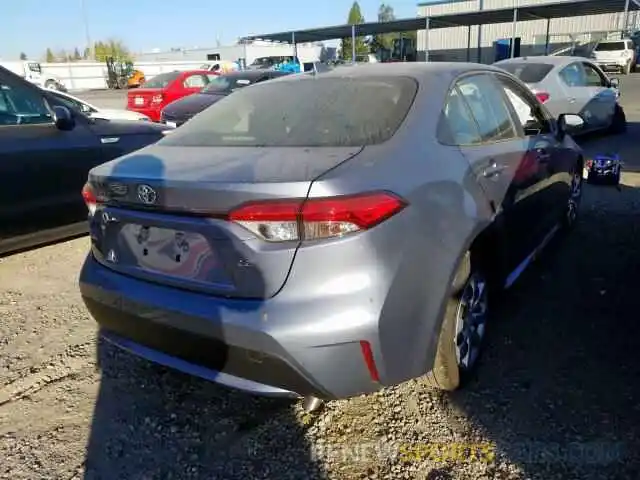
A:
[2,75,640,480]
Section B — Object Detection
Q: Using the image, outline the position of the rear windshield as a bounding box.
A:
[595,42,626,51]
[201,75,259,94]
[143,71,181,89]
[159,76,418,147]
[496,63,554,83]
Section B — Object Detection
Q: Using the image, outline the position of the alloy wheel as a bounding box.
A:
[566,169,582,225]
[454,272,488,371]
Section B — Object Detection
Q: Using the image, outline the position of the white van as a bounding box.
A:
[0,61,67,91]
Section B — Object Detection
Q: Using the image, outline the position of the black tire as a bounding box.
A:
[624,61,631,75]
[44,80,57,90]
[609,104,627,135]
[426,254,489,391]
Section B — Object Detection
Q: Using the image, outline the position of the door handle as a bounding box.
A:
[483,161,507,178]
[568,97,576,103]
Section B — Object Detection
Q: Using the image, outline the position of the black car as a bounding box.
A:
[160,70,292,128]
[0,65,171,253]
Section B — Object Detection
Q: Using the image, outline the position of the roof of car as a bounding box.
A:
[494,56,590,67]
[265,62,504,84]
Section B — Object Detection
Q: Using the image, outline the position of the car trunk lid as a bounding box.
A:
[127,87,164,109]
[85,144,363,299]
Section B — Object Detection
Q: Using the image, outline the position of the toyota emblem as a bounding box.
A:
[137,184,157,205]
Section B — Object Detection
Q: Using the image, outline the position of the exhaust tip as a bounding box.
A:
[302,396,324,413]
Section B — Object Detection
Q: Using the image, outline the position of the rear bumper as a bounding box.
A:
[79,253,384,400]
[594,60,627,70]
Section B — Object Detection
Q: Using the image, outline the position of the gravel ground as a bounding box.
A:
[2,78,640,480]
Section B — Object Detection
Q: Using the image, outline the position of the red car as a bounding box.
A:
[126,70,219,122]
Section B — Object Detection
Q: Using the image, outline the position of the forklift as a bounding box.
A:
[105,57,135,89]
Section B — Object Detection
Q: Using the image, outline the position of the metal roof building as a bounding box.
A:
[240,0,640,63]
[418,0,640,63]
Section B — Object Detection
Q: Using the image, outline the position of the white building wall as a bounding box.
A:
[417,0,627,63]
[36,43,323,91]
[134,44,322,64]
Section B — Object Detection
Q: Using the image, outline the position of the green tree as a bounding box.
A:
[370,3,396,54]
[45,48,55,63]
[93,39,130,61]
[73,47,82,61]
[341,1,368,61]
[19,52,27,60]
[83,47,90,59]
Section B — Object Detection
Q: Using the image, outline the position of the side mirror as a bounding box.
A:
[610,77,620,89]
[52,105,75,131]
[557,113,584,138]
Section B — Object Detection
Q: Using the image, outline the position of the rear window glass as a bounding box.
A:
[496,63,554,83]
[595,42,626,51]
[202,75,259,94]
[160,76,418,147]
[143,72,180,89]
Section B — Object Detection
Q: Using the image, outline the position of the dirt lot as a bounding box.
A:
[3,78,640,479]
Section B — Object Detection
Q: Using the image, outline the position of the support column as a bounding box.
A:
[425,17,430,62]
[477,0,484,63]
[510,5,518,58]
[291,32,298,60]
[467,25,472,61]
[351,24,356,64]
[544,17,551,55]
[623,0,631,37]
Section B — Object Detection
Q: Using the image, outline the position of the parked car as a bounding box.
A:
[161,70,292,128]
[79,63,585,408]
[126,70,219,122]
[494,56,626,135]
[590,38,636,74]
[0,65,171,250]
[48,89,151,122]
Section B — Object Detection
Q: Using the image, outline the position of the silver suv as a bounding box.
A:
[591,39,636,74]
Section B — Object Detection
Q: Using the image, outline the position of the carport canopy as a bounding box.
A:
[240,0,640,44]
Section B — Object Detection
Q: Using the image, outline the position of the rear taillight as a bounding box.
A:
[81,182,99,215]
[228,191,407,242]
[535,91,550,103]
[151,94,164,104]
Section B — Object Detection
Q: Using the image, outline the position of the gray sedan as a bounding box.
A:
[78,62,585,409]
[494,56,626,135]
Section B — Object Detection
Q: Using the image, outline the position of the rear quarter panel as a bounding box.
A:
[291,69,496,385]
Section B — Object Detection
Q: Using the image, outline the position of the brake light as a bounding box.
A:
[535,91,550,103]
[81,182,99,215]
[228,191,407,242]
[151,94,164,104]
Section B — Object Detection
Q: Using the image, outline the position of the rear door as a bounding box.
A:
[0,72,102,220]
[446,72,549,274]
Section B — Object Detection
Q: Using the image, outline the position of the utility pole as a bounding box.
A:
[81,0,92,58]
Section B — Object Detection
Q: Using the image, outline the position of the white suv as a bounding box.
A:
[591,39,637,74]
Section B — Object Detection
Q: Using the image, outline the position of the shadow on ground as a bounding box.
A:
[446,172,640,478]
[84,339,326,479]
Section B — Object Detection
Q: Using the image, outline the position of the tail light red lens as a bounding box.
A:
[535,91,550,103]
[81,182,99,215]
[228,191,407,242]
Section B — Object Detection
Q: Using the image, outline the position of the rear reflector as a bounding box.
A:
[359,340,380,382]
[535,91,550,103]
[228,191,407,242]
